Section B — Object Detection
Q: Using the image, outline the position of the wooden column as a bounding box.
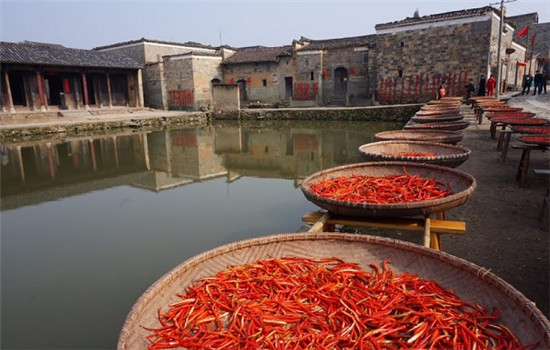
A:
[106,73,113,108]
[137,69,144,108]
[3,70,16,113]
[36,71,47,111]
[81,73,90,109]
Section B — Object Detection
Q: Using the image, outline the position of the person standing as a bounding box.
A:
[486,75,496,96]
[522,73,533,95]
[438,83,446,100]
[465,79,475,104]
[533,70,544,95]
[477,75,486,96]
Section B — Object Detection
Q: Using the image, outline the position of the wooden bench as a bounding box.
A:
[302,210,466,252]
[512,144,550,187]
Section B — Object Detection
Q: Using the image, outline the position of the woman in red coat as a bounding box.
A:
[486,75,496,96]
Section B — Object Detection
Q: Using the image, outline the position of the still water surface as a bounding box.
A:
[1,119,403,349]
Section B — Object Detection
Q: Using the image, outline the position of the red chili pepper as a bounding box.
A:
[142,258,539,350]
[309,173,452,204]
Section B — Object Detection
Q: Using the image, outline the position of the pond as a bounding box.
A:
[0,119,404,349]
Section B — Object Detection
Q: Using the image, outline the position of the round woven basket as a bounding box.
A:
[404,120,470,131]
[420,106,460,113]
[490,117,549,126]
[375,130,464,144]
[512,126,550,134]
[300,161,476,217]
[358,141,471,168]
[481,107,523,113]
[486,112,536,119]
[411,114,464,123]
[519,134,550,146]
[415,109,461,117]
[117,233,550,350]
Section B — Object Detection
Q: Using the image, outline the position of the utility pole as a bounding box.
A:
[491,0,516,99]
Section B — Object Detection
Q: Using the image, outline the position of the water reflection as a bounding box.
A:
[1,120,403,349]
[1,120,402,209]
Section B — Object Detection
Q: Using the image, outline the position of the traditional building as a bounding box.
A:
[373,6,524,101]
[221,46,293,106]
[0,41,143,113]
[93,38,220,109]
[3,6,546,115]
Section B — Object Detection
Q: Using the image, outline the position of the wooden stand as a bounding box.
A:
[302,210,466,252]
[513,144,550,187]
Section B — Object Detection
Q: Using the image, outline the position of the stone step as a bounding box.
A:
[57,110,94,118]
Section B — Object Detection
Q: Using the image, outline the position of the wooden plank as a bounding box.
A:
[308,212,331,233]
[533,169,550,175]
[301,211,465,235]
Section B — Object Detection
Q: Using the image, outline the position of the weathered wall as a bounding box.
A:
[293,52,322,107]
[143,63,166,109]
[212,84,239,112]
[224,62,286,104]
[322,47,370,106]
[191,56,223,108]
[163,55,222,110]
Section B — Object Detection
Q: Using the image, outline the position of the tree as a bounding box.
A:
[413,9,420,18]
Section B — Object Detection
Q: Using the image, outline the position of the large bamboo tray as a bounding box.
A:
[415,109,461,116]
[358,141,471,168]
[300,161,476,217]
[375,130,464,144]
[117,233,550,349]
[411,114,464,123]
[404,120,470,131]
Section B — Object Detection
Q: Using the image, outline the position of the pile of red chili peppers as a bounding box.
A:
[380,151,438,157]
[309,173,451,204]
[512,126,550,134]
[144,257,537,349]
[519,135,550,146]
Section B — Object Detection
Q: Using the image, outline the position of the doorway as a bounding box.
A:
[44,73,62,106]
[334,67,348,97]
[285,77,293,100]
[237,79,247,102]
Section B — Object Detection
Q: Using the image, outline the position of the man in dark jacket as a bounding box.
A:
[477,75,486,96]
[533,71,544,95]
[522,73,532,95]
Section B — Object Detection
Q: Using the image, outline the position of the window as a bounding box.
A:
[398,68,403,78]
[363,53,368,63]
[262,79,267,87]
[310,71,314,81]
[400,42,404,47]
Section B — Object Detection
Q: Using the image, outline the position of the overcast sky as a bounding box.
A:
[1,0,549,50]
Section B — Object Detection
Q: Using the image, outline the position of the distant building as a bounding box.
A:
[94,38,223,110]
[2,6,547,114]
[0,41,143,113]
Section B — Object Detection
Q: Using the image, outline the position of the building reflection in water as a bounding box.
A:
[1,121,399,209]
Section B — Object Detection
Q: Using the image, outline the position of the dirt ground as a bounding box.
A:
[344,92,550,320]
[446,94,549,318]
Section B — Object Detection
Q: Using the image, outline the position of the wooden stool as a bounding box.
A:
[513,144,550,187]
[496,129,516,161]
[302,210,466,252]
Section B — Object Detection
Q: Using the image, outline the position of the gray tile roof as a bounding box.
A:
[0,41,142,69]
[222,45,292,64]
[375,6,498,30]
[295,35,375,51]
